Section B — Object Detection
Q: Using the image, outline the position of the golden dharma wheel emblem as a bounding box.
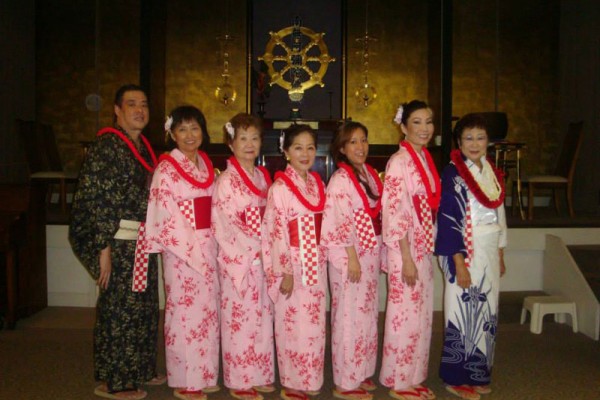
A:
[259,23,336,101]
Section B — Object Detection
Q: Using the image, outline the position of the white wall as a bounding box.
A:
[46,225,165,308]
[47,225,600,311]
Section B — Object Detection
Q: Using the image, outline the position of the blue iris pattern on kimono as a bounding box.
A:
[436,164,498,386]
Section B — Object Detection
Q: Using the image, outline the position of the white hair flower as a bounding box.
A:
[225,122,235,139]
[279,131,285,153]
[164,116,173,132]
[393,105,404,125]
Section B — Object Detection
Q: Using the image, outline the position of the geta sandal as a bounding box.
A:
[388,389,422,400]
[145,374,167,385]
[280,389,309,400]
[333,388,373,400]
[94,385,147,400]
[445,385,481,400]
[230,388,263,400]
[414,384,436,399]
[254,384,276,393]
[173,388,207,400]
[359,378,377,392]
[472,385,491,394]
[203,385,220,393]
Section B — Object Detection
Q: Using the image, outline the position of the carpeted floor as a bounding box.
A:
[1,293,599,400]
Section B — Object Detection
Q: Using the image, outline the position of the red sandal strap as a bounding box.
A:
[232,390,258,395]
[338,389,368,395]
[178,390,204,395]
[283,391,309,400]
[393,390,420,395]
[450,386,477,394]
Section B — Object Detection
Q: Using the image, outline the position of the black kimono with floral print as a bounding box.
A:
[69,128,159,392]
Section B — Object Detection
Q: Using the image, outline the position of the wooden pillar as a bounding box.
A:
[428,0,453,168]
[140,0,166,145]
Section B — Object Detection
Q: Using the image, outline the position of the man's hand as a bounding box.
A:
[98,246,112,289]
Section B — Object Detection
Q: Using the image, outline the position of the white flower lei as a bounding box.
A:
[476,157,502,201]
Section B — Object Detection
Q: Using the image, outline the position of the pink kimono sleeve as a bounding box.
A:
[211,172,259,294]
[261,181,293,278]
[381,153,413,251]
[145,161,202,271]
[321,170,356,258]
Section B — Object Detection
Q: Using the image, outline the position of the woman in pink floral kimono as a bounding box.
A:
[145,106,219,400]
[261,124,327,400]
[211,113,275,400]
[379,100,440,400]
[321,121,383,400]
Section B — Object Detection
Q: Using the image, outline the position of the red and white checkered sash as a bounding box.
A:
[412,194,435,253]
[353,208,379,250]
[131,222,150,292]
[112,219,150,292]
[241,206,265,237]
[464,202,474,268]
[177,196,211,230]
[289,213,322,286]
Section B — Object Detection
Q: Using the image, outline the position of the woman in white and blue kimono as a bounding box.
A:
[435,113,507,400]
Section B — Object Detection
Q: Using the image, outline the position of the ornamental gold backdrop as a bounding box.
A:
[165,0,247,145]
[34,0,560,179]
[36,0,141,173]
[346,0,429,145]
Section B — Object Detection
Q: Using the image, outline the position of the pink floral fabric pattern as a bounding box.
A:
[261,165,327,392]
[145,148,219,391]
[321,166,383,390]
[379,145,436,390]
[211,159,275,389]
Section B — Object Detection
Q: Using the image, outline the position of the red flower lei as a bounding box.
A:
[159,150,215,189]
[401,141,441,211]
[337,162,382,219]
[228,156,272,198]
[274,170,326,212]
[451,149,505,208]
[97,127,157,173]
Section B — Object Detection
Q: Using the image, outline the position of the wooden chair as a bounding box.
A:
[517,121,584,220]
[16,120,78,212]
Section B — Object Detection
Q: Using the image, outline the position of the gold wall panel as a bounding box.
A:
[36,0,559,177]
[166,0,247,146]
[346,0,429,145]
[37,0,141,173]
[453,0,560,176]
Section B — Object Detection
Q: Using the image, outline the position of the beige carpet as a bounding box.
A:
[1,295,599,400]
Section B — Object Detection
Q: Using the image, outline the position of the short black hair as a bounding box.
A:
[453,113,489,146]
[114,84,146,108]
[167,105,211,149]
[281,124,317,153]
[399,99,429,125]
